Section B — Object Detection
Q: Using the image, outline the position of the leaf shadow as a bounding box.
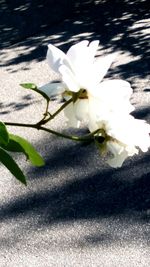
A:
[0,0,149,84]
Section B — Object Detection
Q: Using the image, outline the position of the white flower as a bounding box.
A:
[39,40,118,96]
[39,40,131,127]
[39,40,134,128]
[46,40,117,93]
[94,114,150,167]
[106,141,138,168]
[38,40,150,168]
[64,79,134,128]
[64,99,89,128]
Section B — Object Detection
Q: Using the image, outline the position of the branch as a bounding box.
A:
[4,121,99,142]
[36,98,73,126]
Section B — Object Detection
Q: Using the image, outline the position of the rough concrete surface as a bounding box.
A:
[0,0,150,266]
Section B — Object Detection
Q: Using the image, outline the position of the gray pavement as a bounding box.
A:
[0,1,150,266]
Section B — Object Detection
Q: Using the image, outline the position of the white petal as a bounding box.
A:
[59,65,80,92]
[88,80,134,116]
[107,141,138,168]
[129,118,150,152]
[88,96,101,130]
[46,44,72,73]
[88,40,99,62]
[66,40,89,68]
[92,53,118,85]
[107,150,129,168]
[106,141,129,168]
[75,41,100,89]
[66,41,99,88]
[64,103,80,128]
[88,118,99,132]
[93,79,133,99]
[66,40,99,85]
[74,99,89,122]
[107,115,150,151]
[38,82,65,98]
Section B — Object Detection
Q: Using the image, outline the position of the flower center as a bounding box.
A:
[78,89,88,99]
[63,89,88,102]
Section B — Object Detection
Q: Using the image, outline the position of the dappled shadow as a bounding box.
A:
[0,104,150,254]
[1,0,149,82]
[0,133,150,225]
[108,56,150,81]
[0,94,40,115]
[0,103,150,225]
[0,0,74,48]
[144,88,150,92]
[132,106,150,120]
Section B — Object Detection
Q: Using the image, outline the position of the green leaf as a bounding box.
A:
[1,138,25,153]
[20,83,50,102]
[0,122,9,145]
[0,148,27,185]
[8,134,45,167]
[20,83,37,89]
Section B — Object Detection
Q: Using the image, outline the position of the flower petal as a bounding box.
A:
[94,79,133,98]
[64,103,80,128]
[92,53,118,85]
[59,65,80,92]
[47,44,72,73]
[88,80,134,117]
[107,147,129,168]
[88,40,99,62]
[66,41,99,89]
[74,99,89,122]
[66,40,89,69]
[107,115,150,151]
[106,141,137,168]
[38,82,66,99]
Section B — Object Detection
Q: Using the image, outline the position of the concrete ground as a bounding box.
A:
[0,1,150,266]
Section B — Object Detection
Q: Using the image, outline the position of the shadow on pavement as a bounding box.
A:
[0,0,74,48]
[0,106,149,251]
[0,132,149,224]
[1,0,149,82]
[0,94,41,115]
[0,0,149,253]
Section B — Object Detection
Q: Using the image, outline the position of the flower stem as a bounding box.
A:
[4,121,99,142]
[50,98,72,120]
[36,98,73,126]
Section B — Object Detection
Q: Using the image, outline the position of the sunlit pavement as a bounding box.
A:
[0,1,150,266]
